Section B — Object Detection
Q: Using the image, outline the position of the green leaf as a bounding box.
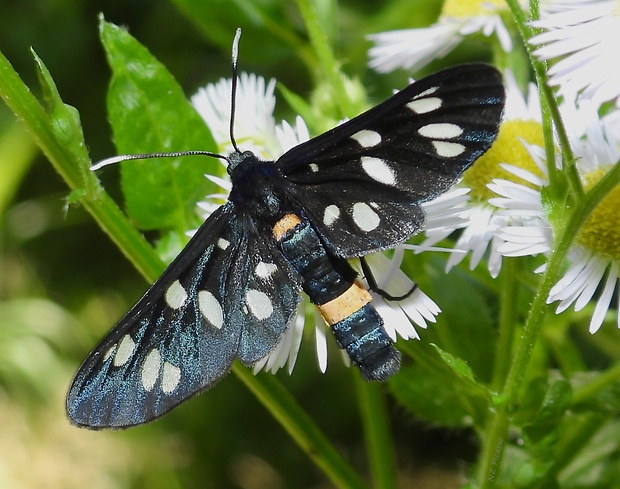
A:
[432,343,478,382]
[0,45,165,283]
[522,379,572,446]
[390,342,491,428]
[30,50,92,184]
[572,370,620,413]
[559,419,620,488]
[99,17,219,234]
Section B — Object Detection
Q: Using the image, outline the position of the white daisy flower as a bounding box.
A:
[418,70,546,278]
[368,0,513,73]
[489,99,620,333]
[192,72,280,157]
[530,0,620,108]
[191,73,440,375]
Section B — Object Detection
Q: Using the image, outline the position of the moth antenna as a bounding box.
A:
[91,29,246,172]
[229,28,242,153]
[90,150,228,171]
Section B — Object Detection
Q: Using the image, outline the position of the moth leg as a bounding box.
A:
[359,256,417,302]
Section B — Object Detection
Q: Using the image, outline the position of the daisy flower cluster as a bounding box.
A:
[368,0,513,73]
[368,0,620,336]
[190,73,440,375]
[491,100,620,333]
[530,0,620,109]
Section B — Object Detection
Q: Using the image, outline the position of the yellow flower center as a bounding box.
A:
[577,170,620,259]
[441,0,506,18]
[462,119,545,202]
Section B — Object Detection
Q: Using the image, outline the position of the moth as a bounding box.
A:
[67,30,505,428]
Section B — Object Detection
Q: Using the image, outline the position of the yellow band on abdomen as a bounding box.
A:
[272,213,302,241]
[317,281,372,325]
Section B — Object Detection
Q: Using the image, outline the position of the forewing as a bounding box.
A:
[278,64,505,257]
[67,203,301,428]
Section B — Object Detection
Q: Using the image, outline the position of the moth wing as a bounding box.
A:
[67,203,301,428]
[278,64,505,257]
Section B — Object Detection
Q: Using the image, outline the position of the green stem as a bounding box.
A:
[355,376,398,489]
[476,253,558,488]
[491,258,519,391]
[296,0,352,118]
[0,48,164,281]
[477,155,620,486]
[235,366,368,489]
[505,0,582,196]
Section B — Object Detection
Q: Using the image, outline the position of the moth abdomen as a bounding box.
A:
[274,213,400,381]
[331,304,400,382]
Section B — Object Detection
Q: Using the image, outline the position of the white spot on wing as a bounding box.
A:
[418,123,463,139]
[141,348,161,391]
[198,291,224,329]
[113,335,135,367]
[103,344,117,362]
[406,97,442,113]
[256,262,278,279]
[323,205,340,226]
[414,86,439,98]
[165,280,187,310]
[217,238,230,250]
[309,163,319,172]
[162,361,181,394]
[432,141,466,157]
[352,202,381,231]
[246,289,273,320]
[351,129,381,148]
[361,157,396,185]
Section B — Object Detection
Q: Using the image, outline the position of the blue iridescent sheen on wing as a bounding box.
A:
[67,63,505,428]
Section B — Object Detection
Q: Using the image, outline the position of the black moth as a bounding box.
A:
[67,32,505,428]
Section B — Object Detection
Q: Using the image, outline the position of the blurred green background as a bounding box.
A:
[0,1,483,487]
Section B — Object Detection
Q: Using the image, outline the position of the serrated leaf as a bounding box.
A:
[31,50,90,170]
[390,341,492,428]
[389,360,488,428]
[432,343,477,382]
[99,18,219,234]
